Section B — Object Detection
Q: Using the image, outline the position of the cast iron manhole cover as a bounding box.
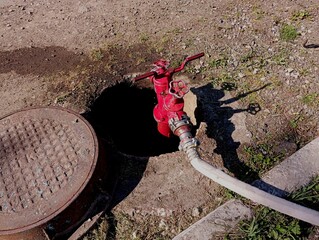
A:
[0,107,98,235]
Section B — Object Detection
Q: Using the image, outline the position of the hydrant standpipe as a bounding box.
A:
[133,53,319,226]
[133,53,204,137]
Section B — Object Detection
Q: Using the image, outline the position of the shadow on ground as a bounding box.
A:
[192,83,269,182]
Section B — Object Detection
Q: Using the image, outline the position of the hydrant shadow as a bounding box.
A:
[192,83,269,182]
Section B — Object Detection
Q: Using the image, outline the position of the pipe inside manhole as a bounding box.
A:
[86,82,180,157]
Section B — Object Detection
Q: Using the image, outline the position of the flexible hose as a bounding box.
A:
[169,114,319,225]
[184,146,319,226]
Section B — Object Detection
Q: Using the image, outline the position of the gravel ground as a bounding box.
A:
[1,0,319,239]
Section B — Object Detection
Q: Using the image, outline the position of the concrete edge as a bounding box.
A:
[172,199,252,240]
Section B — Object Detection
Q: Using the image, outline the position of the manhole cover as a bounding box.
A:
[0,107,98,235]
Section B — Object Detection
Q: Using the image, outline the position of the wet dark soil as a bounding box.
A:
[0,46,86,76]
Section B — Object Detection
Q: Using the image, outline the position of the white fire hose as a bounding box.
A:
[170,117,319,226]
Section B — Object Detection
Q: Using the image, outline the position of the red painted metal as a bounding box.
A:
[133,53,204,137]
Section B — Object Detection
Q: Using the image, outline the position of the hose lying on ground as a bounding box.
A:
[183,142,319,226]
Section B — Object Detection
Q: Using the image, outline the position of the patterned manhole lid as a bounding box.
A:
[0,107,98,235]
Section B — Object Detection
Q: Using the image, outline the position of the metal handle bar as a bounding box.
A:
[132,52,204,82]
[133,71,155,82]
[173,52,204,73]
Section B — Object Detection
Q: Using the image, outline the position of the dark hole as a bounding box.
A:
[86,82,179,156]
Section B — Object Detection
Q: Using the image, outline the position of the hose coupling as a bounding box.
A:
[168,115,199,152]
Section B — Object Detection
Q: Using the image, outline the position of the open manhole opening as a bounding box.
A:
[86,82,180,157]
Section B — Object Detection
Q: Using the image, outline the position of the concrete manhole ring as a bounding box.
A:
[0,107,98,235]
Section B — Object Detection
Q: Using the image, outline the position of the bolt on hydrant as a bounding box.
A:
[133,53,204,150]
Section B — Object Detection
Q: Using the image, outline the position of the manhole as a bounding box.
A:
[86,82,179,157]
[0,107,98,235]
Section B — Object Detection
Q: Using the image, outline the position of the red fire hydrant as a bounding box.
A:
[133,53,204,138]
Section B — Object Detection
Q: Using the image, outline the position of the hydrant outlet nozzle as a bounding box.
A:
[168,116,199,152]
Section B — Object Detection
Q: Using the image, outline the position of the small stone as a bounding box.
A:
[286,68,294,73]
[132,231,137,239]
[192,207,201,217]
[159,219,167,228]
[157,208,164,217]
[291,72,299,79]
[238,73,245,79]
[78,6,88,14]
[194,64,201,70]
[27,8,34,15]
[253,69,259,74]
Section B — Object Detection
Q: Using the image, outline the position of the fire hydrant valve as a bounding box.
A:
[133,52,204,137]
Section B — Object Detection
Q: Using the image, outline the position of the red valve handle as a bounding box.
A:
[132,52,204,82]
[169,79,189,98]
[185,52,205,62]
[133,71,155,82]
[173,52,204,73]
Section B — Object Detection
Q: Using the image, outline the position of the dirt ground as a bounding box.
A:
[1,0,319,239]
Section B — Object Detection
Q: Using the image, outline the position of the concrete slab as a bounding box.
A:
[172,199,252,240]
[253,137,319,197]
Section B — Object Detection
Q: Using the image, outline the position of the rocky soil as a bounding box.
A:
[1,0,319,239]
